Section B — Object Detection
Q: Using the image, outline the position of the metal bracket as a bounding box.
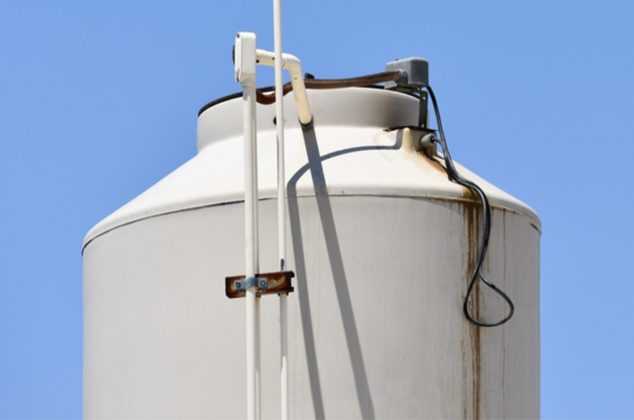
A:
[235,277,269,291]
[225,270,295,299]
[418,90,428,128]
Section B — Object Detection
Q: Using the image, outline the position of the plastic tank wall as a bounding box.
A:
[83,88,540,419]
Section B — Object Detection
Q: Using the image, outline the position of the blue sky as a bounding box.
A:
[1,1,633,418]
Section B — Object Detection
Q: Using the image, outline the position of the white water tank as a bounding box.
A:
[83,87,540,419]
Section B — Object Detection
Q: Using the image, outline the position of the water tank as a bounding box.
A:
[83,87,540,419]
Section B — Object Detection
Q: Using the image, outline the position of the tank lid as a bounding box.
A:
[197,87,420,152]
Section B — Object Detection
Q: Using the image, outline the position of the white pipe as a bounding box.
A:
[273,0,286,273]
[259,42,313,420]
[244,82,258,420]
[256,49,313,125]
[280,295,288,418]
[237,33,311,420]
[272,0,290,419]
[273,0,285,272]
[255,297,262,419]
[235,32,259,420]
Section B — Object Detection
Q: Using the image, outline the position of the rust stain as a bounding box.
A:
[396,127,449,178]
[421,152,448,175]
[402,127,484,418]
[463,191,482,420]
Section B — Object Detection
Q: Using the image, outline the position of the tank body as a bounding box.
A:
[83,88,540,419]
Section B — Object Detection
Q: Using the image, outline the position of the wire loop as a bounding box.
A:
[425,85,514,327]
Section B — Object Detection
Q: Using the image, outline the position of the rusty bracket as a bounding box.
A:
[225,270,295,299]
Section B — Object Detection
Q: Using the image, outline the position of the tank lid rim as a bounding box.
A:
[197,85,416,117]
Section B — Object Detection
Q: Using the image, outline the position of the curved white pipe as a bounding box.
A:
[256,49,312,125]
[258,44,312,420]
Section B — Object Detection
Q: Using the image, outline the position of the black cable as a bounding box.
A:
[256,71,402,104]
[424,85,514,327]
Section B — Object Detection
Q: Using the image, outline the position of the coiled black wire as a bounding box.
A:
[425,86,514,327]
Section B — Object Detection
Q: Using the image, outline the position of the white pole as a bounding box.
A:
[235,32,259,420]
[244,81,258,420]
[280,293,289,418]
[273,0,285,272]
[255,297,262,420]
[272,0,290,419]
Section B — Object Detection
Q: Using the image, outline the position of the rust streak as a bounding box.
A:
[421,153,448,176]
[464,193,482,420]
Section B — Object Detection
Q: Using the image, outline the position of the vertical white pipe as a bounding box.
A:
[274,0,285,273]
[243,82,258,420]
[236,31,260,420]
[273,1,289,419]
[240,33,259,418]
[255,297,262,420]
[280,295,289,418]
[252,91,261,420]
